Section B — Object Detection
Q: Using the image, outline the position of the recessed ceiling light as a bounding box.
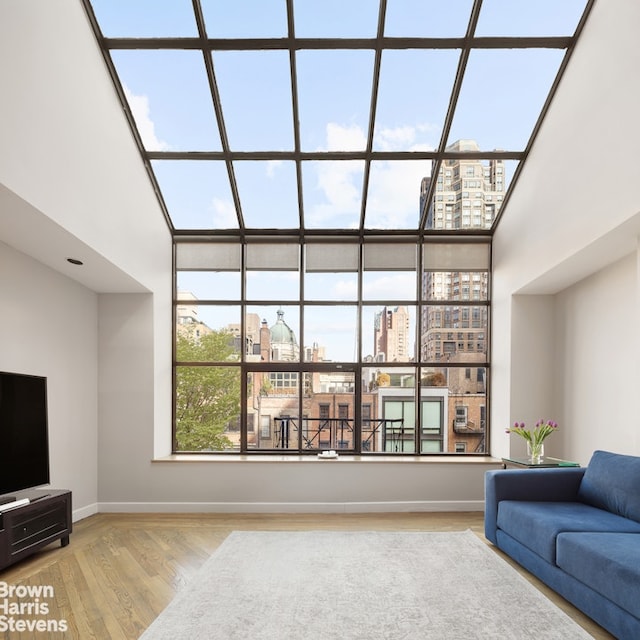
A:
[66,258,83,266]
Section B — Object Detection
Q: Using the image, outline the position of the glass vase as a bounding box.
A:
[527,441,544,464]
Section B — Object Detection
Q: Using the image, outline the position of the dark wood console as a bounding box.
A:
[0,489,72,571]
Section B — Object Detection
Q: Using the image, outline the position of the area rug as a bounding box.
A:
[139,530,592,639]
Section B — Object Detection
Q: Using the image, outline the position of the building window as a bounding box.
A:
[455,405,468,427]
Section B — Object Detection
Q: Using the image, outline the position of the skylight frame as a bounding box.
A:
[82,0,596,238]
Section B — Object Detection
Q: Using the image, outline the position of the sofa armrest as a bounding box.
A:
[484,467,586,544]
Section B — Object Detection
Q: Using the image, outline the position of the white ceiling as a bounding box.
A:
[0,184,149,294]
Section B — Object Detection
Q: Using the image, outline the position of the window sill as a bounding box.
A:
[152,454,502,464]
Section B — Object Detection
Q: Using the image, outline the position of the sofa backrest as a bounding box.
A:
[578,450,640,522]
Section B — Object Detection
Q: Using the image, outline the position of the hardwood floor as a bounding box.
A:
[1,512,613,639]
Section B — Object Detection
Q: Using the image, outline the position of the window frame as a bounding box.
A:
[173,236,491,456]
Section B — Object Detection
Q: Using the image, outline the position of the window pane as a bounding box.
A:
[175,366,241,451]
[374,49,458,152]
[297,50,373,152]
[424,147,511,231]
[420,305,488,362]
[303,371,356,451]
[246,272,300,301]
[302,160,364,229]
[305,273,358,302]
[111,50,221,151]
[364,161,429,230]
[361,367,417,454]
[152,160,236,229]
[214,51,294,151]
[420,395,445,453]
[363,272,416,301]
[235,161,299,229]
[247,371,300,450]
[176,307,241,362]
[448,49,565,151]
[177,272,241,301]
[421,367,487,454]
[246,306,300,362]
[361,306,416,362]
[304,306,358,362]
[383,397,414,453]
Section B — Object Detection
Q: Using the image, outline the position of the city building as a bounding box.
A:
[421,139,505,232]
[374,305,411,362]
[176,291,213,341]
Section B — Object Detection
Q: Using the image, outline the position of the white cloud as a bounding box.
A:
[306,159,362,227]
[304,123,367,226]
[375,123,436,152]
[210,197,237,227]
[305,122,435,228]
[325,122,367,151]
[365,159,431,228]
[123,85,169,151]
[376,125,416,151]
[333,279,358,298]
[265,159,283,178]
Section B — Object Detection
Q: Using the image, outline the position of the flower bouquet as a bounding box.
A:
[507,419,558,463]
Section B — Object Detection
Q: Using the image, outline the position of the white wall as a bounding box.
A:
[555,252,640,461]
[492,0,640,463]
[507,295,556,459]
[0,242,98,519]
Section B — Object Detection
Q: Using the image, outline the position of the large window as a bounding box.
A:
[174,238,490,455]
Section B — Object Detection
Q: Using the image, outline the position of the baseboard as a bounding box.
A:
[97,500,485,514]
[73,502,98,522]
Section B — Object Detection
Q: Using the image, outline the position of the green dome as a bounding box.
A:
[270,309,297,345]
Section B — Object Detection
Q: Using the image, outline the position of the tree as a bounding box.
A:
[175,329,241,451]
[422,371,446,387]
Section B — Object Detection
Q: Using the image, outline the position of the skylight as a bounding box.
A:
[83,0,592,235]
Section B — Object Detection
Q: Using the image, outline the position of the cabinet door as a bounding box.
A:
[10,500,68,553]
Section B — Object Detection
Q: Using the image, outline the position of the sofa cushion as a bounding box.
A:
[578,450,640,523]
[557,532,640,619]
[496,500,640,563]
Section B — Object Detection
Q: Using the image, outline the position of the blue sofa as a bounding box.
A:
[485,450,640,640]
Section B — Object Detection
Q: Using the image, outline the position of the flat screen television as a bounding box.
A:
[0,371,50,497]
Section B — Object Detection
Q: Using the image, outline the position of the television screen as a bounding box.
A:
[0,371,50,496]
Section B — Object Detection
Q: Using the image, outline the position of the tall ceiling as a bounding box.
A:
[82,0,593,238]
